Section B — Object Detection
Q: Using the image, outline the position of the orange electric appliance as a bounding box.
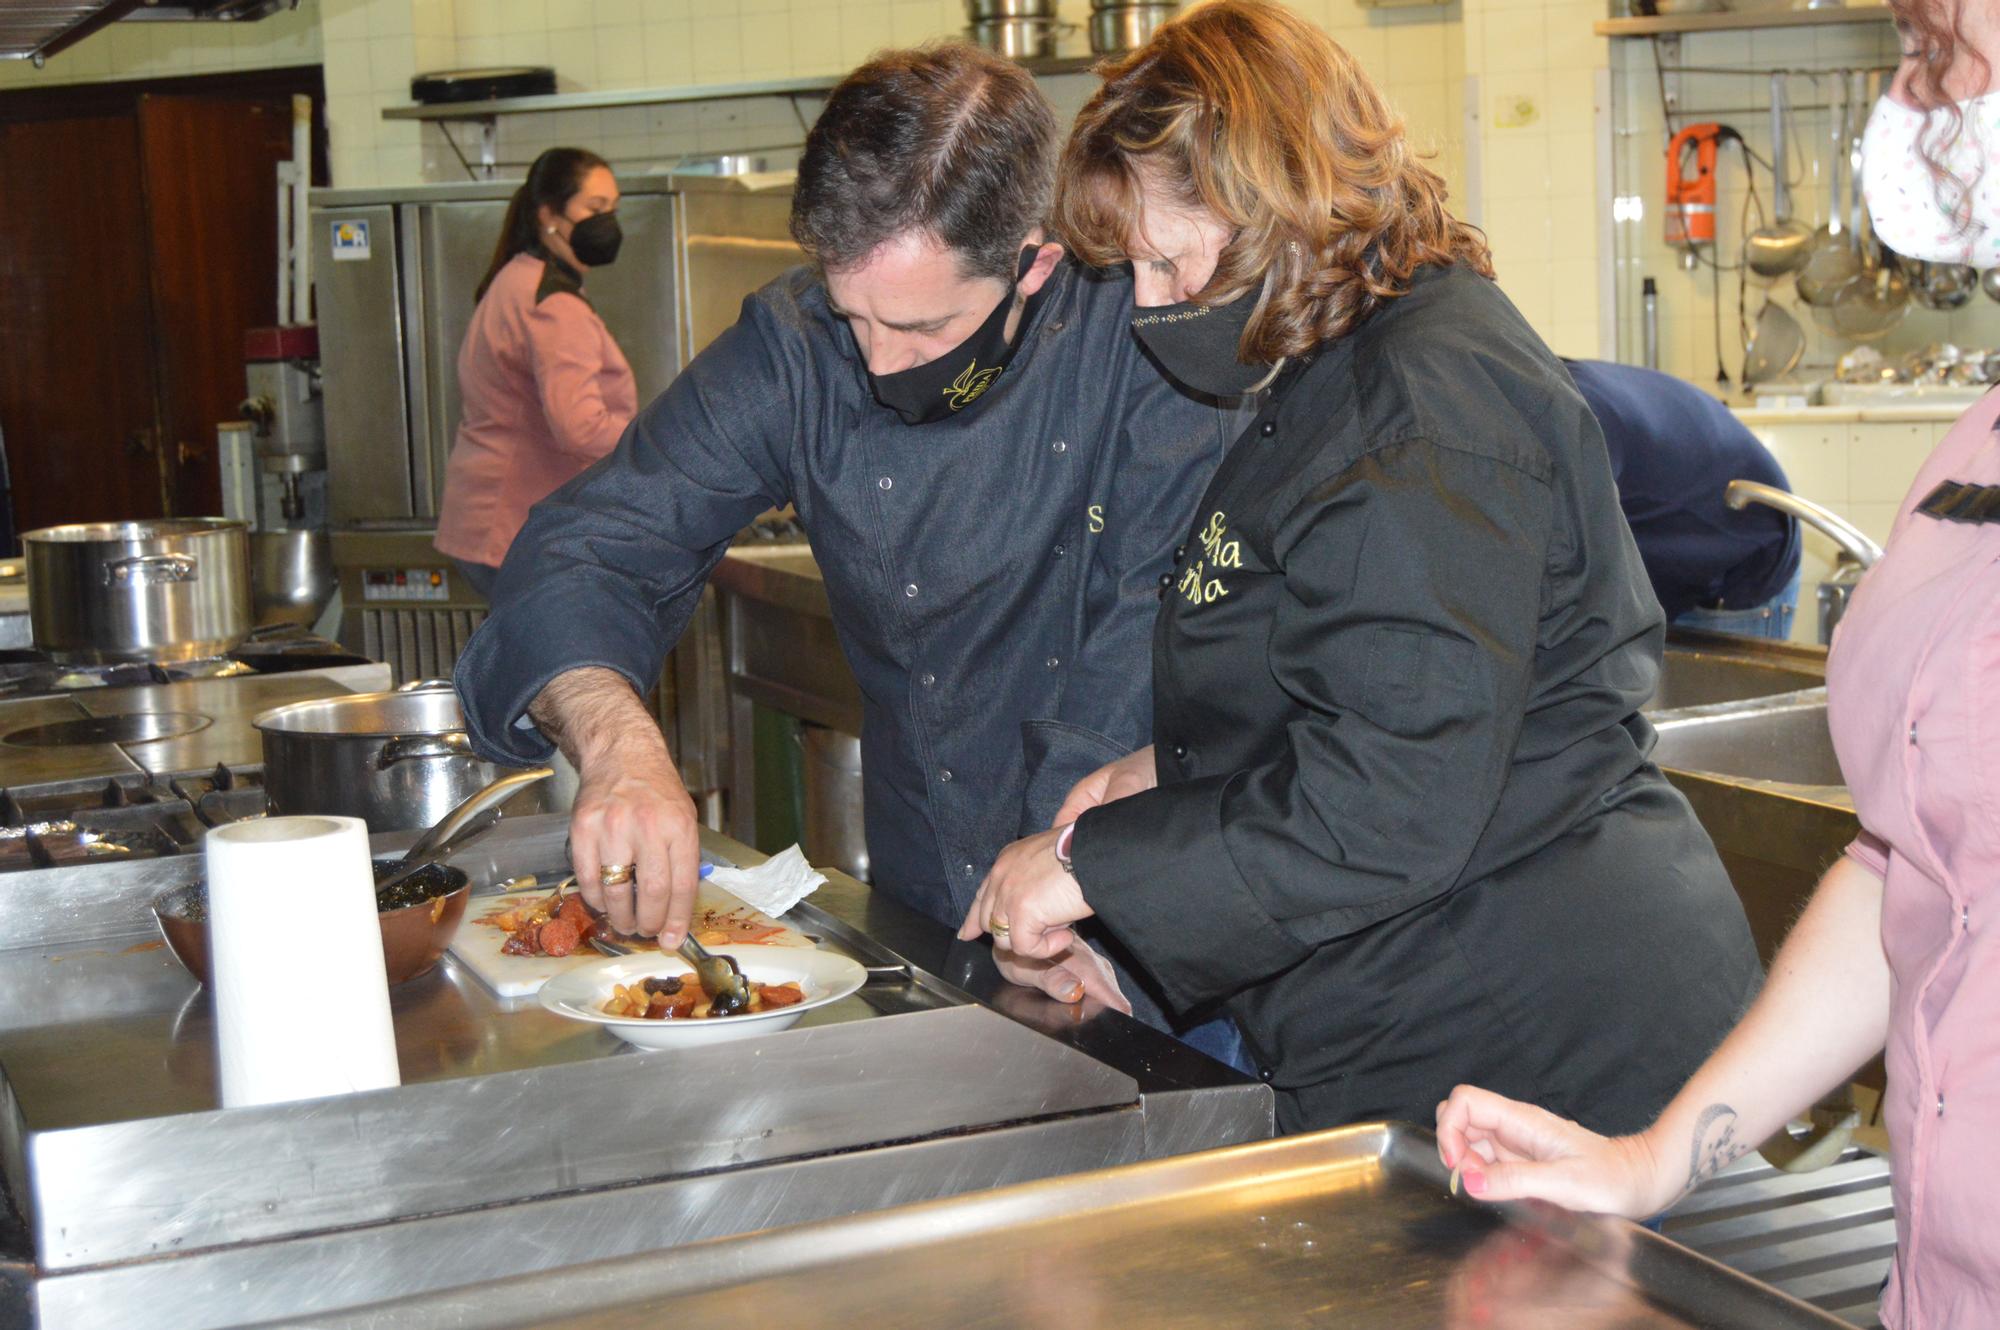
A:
[1664,122,1738,250]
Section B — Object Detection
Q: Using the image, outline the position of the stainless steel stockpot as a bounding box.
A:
[254,684,550,834]
[966,16,1060,58]
[964,0,1055,20]
[1089,3,1177,54]
[24,518,253,664]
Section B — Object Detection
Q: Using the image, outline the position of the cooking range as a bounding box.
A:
[0,626,391,869]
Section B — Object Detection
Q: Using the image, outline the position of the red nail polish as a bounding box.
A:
[1462,1169,1488,1196]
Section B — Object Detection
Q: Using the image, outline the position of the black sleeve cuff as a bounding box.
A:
[1074,775,1314,1015]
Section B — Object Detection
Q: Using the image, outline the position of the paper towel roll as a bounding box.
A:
[207,815,401,1108]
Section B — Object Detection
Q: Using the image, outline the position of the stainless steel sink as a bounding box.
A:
[1652,696,1847,789]
[1647,646,1825,713]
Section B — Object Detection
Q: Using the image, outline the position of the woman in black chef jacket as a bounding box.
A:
[960,0,1763,1137]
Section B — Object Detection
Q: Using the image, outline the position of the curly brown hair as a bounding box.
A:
[1053,0,1492,366]
[1888,0,1992,236]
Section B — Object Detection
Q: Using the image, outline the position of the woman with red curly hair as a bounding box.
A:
[1431,3,2000,1324]
[960,0,1760,1141]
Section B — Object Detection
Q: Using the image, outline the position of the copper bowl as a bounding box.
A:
[152,858,471,988]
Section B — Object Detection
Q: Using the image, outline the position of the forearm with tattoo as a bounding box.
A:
[1687,1103,1748,1189]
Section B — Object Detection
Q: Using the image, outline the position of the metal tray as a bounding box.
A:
[274,1123,1851,1330]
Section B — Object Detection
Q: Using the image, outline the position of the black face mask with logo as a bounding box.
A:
[1129,294,1272,399]
[568,211,623,267]
[866,249,1039,426]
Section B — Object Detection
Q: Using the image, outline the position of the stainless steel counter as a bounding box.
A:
[255,1123,1849,1330]
[0,814,1270,1329]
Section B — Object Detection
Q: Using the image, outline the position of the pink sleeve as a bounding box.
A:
[524,294,633,460]
[1844,829,1890,879]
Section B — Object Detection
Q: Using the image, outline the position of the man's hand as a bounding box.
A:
[1053,745,1157,827]
[530,668,703,945]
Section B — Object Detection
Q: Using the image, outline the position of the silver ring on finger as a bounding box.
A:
[598,863,635,887]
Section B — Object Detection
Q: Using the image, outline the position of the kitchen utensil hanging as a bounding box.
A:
[1742,296,1807,384]
[1904,258,1979,310]
[1744,74,1813,278]
[1796,71,1861,307]
[1832,71,1909,342]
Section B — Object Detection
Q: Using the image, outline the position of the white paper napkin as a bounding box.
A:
[207,815,401,1108]
[706,844,826,918]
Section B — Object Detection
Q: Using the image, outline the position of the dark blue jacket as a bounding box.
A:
[454,262,1239,924]
[1566,359,1801,618]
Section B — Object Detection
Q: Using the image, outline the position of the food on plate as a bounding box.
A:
[601,974,807,1020]
[478,886,790,957]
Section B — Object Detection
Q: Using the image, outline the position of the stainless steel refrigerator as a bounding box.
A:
[308,171,798,684]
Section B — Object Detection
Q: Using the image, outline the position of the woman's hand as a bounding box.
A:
[1053,746,1157,827]
[991,938,1133,1014]
[957,826,1093,960]
[1435,1085,1680,1219]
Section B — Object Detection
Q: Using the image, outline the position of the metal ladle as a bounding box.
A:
[374,765,555,898]
[1796,71,1861,310]
[1746,73,1814,279]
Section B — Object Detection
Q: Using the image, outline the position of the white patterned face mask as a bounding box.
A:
[1861,92,2000,267]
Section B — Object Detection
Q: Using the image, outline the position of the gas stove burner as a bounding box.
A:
[2,712,211,749]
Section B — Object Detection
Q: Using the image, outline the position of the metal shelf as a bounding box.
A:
[380,54,1100,122]
[1594,6,1894,38]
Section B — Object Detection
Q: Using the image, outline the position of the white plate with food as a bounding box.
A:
[537,949,868,1048]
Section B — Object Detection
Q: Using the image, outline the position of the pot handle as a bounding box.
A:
[104,553,197,587]
[376,731,474,767]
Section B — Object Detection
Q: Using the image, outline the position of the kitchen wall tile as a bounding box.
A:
[595,23,648,86]
[787,9,844,77]
[1384,21,1447,87]
[324,38,374,95]
[1483,7,1545,76]
[1847,423,1933,502]
[738,12,794,76]
[548,24,601,86]
[644,20,697,85]
[595,0,646,23]
[838,4,893,63]
[690,15,745,79]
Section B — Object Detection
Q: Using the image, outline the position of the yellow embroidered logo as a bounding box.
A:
[1087,504,1105,534]
[944,360,1003,410]
[1179,510,1240,606]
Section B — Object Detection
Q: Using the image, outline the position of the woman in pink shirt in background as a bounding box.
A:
[1436,2,2000,1324]
[435,147,638,597]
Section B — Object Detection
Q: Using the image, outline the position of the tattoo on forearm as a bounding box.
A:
[1688,1103,1747,1188]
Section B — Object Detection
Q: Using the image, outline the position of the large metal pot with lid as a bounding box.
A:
[254,683,551,833]
[24,518,252,664]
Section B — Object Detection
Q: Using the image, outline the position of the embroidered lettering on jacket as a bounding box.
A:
[1087,504,1105,534]
[1179,510,1239,605]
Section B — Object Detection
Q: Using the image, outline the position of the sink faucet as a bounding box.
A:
[1724,481,1885,645]
[1725,481,1884,569]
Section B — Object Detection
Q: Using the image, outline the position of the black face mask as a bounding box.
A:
[568,211,622,267]
[1129,295,1273,398]
[865,249,1037,426]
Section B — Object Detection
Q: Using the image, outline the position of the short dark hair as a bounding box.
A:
[791,43,1057,283]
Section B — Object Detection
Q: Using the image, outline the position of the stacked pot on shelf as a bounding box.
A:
[963,0,1178,59]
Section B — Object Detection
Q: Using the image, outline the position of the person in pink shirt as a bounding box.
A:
[435,147,638,596]
[1435,4,2000,1324]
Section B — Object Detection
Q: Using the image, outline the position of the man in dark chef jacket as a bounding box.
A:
[452,45,1243,1032]
[1567,360,1802,639]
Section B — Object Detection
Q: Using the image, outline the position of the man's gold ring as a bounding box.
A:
[989,916,1011,937]
[598,863,635,887]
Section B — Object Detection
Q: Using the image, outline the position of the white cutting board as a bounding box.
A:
[449,883,816,999]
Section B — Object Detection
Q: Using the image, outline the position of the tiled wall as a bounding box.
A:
[1608,17,2000,391]
[0,0,321,87]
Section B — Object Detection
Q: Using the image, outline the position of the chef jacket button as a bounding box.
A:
[939,768,953,782]
[878,476,893,491]
[1910,722,1918,744]
[1052,439,1068,454]
[1053,544,1065,557]
[1047,319,1066,334]
[964,863,976,876]
[919,672,936,687]
[1257,1066,1275,1083]
[1173,545,1185,565]
[1171,743,1188,760]
[905,583,919,598]
[1046,656,1060,669]
[1259,420,1277,437]
[1158,572,1174,588]
[1938,1093,1945,1116]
